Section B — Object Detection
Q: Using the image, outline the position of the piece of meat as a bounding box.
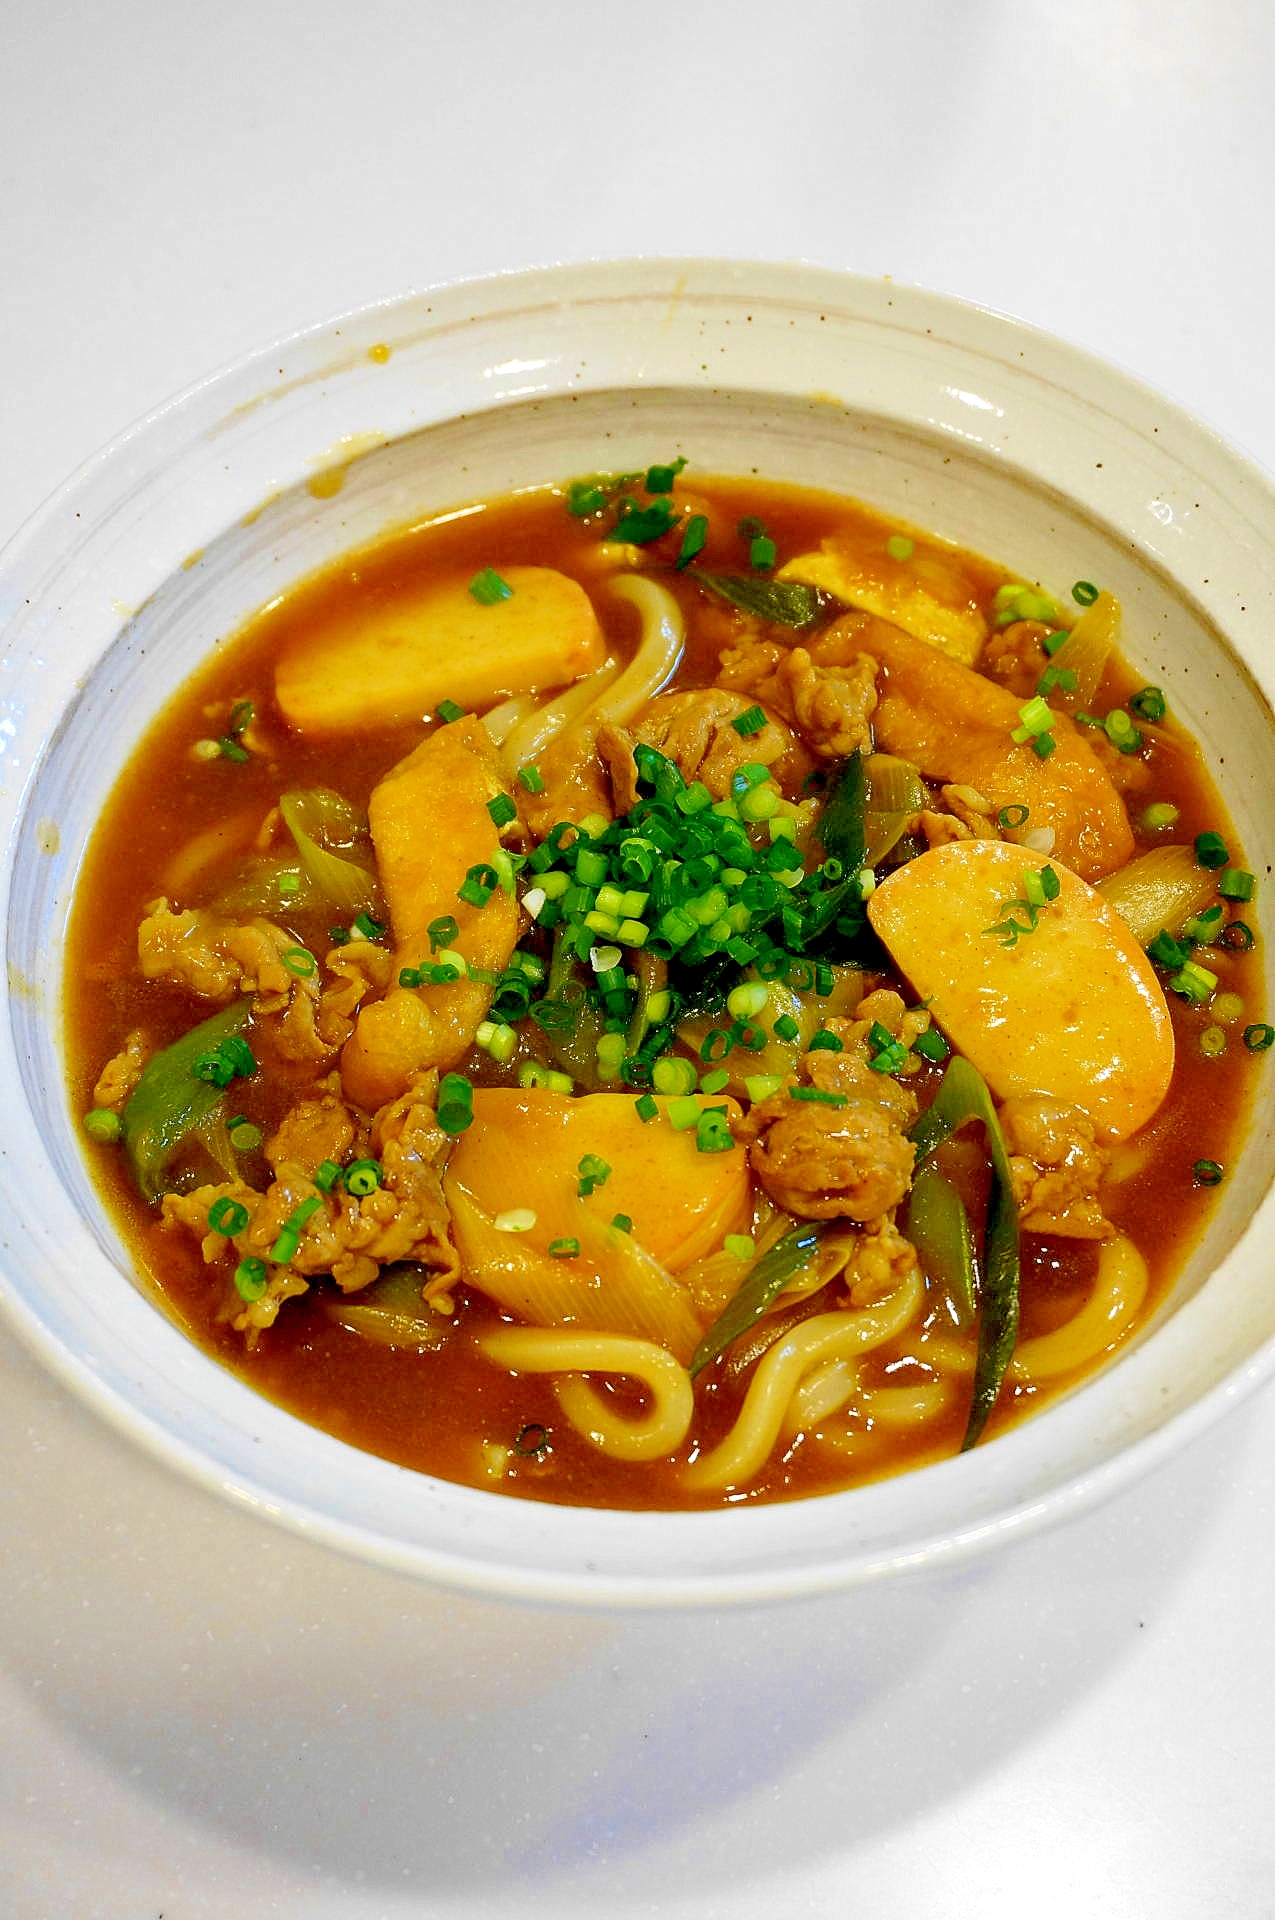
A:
[717,640,878,761]
[137,898,298,1001]
[627,688,808,796]
[518,721,614,837]
[162,1076,461,1336]
[749,1093,916,1222]
[999,1094,1113,1239]
[92,1028,149,1108]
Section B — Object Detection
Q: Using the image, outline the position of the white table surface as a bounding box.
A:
[4,4,1275,1914]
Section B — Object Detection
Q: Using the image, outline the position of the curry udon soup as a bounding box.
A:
[67,467,1265,1510]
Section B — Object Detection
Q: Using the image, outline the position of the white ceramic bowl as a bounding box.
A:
[3,260,1275,1607]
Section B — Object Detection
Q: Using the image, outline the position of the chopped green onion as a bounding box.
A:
[1071,580,1100,606]
[772,1013,800,1043]
[1195,832,1229,870]
[612,497,680,544]
[1220,869,1256,902]
[610,1212,634,1233]
[732,705,768,738]
[548,1237,580,1258]
[1013,695,1053,741]
[1243,1024,1275,1052]
[1192,1159,1224,1187]
[437,1072,475,1135]
[912,1027,950,1063]
[577,1153,612,1195]
[675,514,708,569]
[234,1256,268,1302]
[344,1158,383,1197]
[229,1120,262,1152]
[667,1097,703,1132]
[278,872,301,897]
[83,1107,123,1144]
[634,1092,659,1122]
[468,568,513,605]
[1148,929,1191,970]
[457,863,498,908]
[789,1085,848,1106]
[1199,1025,1228,1058]
[749,534,777,571]
[1129,686,1167,722]
[518,764,545,794]
[1169,960,1218,1004]
[696,1109,736,1153]
[513,1421,550,1455]
[1031,733,1057,760]
[885,534,914,562]
[1036,664,1078,698]
[724,1233,755,1260]
[487,793,517,829]
[1221,921,1255,952]
[645,457,687,493]
[218,736,250,763]
[997,804,1030,830]
[807,1029,844,1052]
[1104,709,1143,754]
[208,1196,250,1237]
[353,912,386,941]
[744,1073,784,1104]
[312,1160,341,1192]
[435,700,467,724]
[1141,802,1180,832]
[282,946,317,978]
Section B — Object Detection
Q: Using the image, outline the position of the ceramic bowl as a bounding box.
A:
[3,259,1274,1606]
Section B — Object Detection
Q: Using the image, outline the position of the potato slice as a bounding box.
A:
[778,537,987,664]
[275,565,605,732]
[866,840,1174,1141]
[444,1089,750,1273]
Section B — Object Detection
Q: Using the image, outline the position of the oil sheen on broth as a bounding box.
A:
[66,468,1265,1511]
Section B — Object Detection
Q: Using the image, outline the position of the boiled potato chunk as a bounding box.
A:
[778,536,987,665]
[445,1089,750,1273]
[275,565,605,732]
[866,840,1174,1141]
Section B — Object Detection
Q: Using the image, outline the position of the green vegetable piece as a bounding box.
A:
[690,571,824,628]
[906,1158,977,1324]
[690,1222,827,1377]
[908,1056,1020,1449]
[468,568,513,605]
[611,497,681,544]
[121,1000,253,1202]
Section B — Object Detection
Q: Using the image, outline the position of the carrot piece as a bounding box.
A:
[274,566,605,733]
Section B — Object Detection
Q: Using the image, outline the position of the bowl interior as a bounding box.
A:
[4,263,1275,1604]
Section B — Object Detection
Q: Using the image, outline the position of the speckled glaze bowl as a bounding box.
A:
[3,260,1274,1605]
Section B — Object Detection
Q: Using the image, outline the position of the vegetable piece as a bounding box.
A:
[324,1263,449,1348]
[121,1000,252,1201]
[843,617,1135,879]
[340,718,519,1110]
[689,572,823,628]
[861,754,927,866]
[777,535,987,664]
[1037,591,1119,713]
[443,1088,750,1274]
[1095,844,1223,944]
[444,1178,706,1363]
[909,1057,1019,1448]
[274,566,605,733]
[905,1158,977,1324]
[689,1223,827,1376]
[868,840,1174,1141]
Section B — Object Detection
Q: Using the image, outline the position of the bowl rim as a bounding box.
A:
[4,255,1275,1609]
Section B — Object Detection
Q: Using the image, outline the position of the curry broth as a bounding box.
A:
[65,477,1262,1510]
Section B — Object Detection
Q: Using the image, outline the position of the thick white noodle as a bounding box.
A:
[477,1324,695,1462]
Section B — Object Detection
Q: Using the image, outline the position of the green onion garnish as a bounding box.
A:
[518,764,545,794]
[644,457,686,493]
[234,1256,268,1302]
[343,1159,383,1197]
[282,946,317,978]
[732,705,767,738]
[487,793,517,829]
[1129,686,1167,721]
[885,534,914,562]
[912,1028,950,1062]
[1071,580,1100,606]
[1192,1159,1224,1187]
[634,1093,659,1121]
[749,533,777,571]
[1243,1024,1275,1052]
[313,1160,342,1191]
[435,700,467,724]
[468,568,513,605]
[997,804,1030,830]
[611,1212,633,1233]
[675,513,708,570]
[577,1153,612,1195]
[611,498,680,544]
[208,1196,250,1237]
[1219,869,1256,902]
[437,1072,475,1136]
[83,1107,123,1144]
[353,912,386,941]
[789,1085,848,1106]
[1195,831,1229,870]
[548,1239,580,1258]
